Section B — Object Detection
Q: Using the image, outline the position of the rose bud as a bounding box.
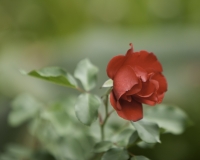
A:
[106,43,167,121]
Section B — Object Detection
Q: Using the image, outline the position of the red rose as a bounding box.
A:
[107,43,167,121]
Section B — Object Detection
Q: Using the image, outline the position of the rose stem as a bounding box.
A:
[100,94,109,141]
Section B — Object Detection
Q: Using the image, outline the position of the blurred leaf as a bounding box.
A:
[0,144,33,160]
[112,128,134,146]
[34,120,59,143]
[102,79,113,88]
[128,130,139,145]
[29,96,79,137]
[5,144,32,157]
[145,105,191,134]
[131,120,160,143]
[101,148,129,160]
[24,67,77,88]
[74,59,98,91]
[101,88,113,99]
[8,94,42,127]
[137,141,155,149]
[29,117,41,135]
[54,137,87,160]
[41,103,70,136]
[93,141,113,153]
[131,155,150,160]
[45,135,94,160]
[75,93,101,125]
[36,97,78,136]
[0,154,14,160]
[28,97,95,160]
[78,135,96,159]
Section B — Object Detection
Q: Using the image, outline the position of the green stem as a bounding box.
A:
[100,94,109,141]
[100,124,104,141]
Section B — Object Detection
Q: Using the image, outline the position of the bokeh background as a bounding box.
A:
[0,0,200,160]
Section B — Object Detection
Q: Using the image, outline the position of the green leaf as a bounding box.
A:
[112,129,134,146]
[75,93,101,125]
[101,148,129,160]
[53,136,93,160]
[25,67,77,88]
[137,141,155,149]
[74,59,98,91]
[131,119,160,143]
[0,154,13,160]
[102,79,113,88]
[0,144,33,160]
[145,105,191,134]
[8,94,42,127]
[40,103,70,136]
[5,144,32,158]
[128,130,139,145]
[131,155,150,160]
[93,141,113,153]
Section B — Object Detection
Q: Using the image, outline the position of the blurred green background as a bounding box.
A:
[0,0,200,160]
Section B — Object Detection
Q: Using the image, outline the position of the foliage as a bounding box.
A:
[1,59,191,160]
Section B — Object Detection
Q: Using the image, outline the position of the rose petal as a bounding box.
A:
[121,94,132,102]
[151,79,159,90]
[136,99,156,106]
[152,73,167,94]
[110,91,120,110]
[136,80,156,98]
[116,99,143,121]
[133,66,148,82]
[158,93,165,103]
[135,92,158,106]
[106,55,125,79]
[117,101,122,110]
[110,91,128,111]
[123,51,141,67]
[125,43,134,56]
[139,51,163,73]
[113,65,139,100]
[126,80,142,95]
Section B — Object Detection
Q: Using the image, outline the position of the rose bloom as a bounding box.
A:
[107,43,167,121]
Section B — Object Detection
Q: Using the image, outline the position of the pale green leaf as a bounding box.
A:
[145,105,191,134]
[137,141,155,148]
[128,130,139,145]
[0,154,14,160]
[0,144,33,160]
[102,79,113,88]
[101,148,129,160]
[93,141,113,153]
[131,155,150,160]
[131,119,160,143]
[75,93,101,125]
[74,59,98,91]
[5,144,32,158]
[54,137,92,160]
[112,128,134,146]
[40,103,70,136]
[25,67,77,88]
[8,94,42,127]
